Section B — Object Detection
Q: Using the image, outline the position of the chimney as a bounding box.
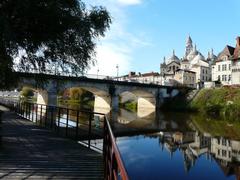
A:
[236,36,240,47]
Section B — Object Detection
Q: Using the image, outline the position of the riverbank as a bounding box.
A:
[161,86,240,121]
[190,86,240,121]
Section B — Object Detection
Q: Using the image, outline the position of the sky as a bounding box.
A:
[86,0,240,76]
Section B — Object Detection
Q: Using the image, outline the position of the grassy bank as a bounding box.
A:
[190,87,240,121]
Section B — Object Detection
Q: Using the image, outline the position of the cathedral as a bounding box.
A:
[160,36,217,87]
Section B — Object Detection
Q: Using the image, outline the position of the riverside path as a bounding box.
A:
[0,105,103,179]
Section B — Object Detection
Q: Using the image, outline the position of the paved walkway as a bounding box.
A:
[0,106,103,179]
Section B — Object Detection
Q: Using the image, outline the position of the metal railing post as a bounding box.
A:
[75,110,79,139]
[35,104,38,123]
[45,105,48,128]
[40,105,43,126]
[88,114,92,148]
[57,107,61,132]
[50,107,54,129]
[31,103,34,121]
[66,108,69,137]
[24,102,26,118]
[28,103,31,119]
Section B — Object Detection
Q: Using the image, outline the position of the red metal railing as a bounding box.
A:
[103,116,129,180]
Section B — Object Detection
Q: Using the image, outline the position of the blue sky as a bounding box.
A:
[86,0,240,76]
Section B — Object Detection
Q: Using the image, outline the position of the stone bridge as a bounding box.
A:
[14,72,190,113]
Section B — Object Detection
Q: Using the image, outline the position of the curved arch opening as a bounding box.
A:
[119,90,155,120]
[59,86,111,114]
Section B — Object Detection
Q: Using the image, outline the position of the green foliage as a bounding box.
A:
[120,101,137,112]
[191,113,240,140]
[20,87,34,98]
[190,87,240,121]
[69,88,83,100]
[0,0,111,87]
[58,88,94,109]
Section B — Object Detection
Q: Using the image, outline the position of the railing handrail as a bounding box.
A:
[104,117,129,180]
[0,99,129,179]
[17,101,106,116]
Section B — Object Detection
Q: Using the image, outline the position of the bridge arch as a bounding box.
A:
[119,88,156,113]
[58,84,112,114]
[17,85,50,106]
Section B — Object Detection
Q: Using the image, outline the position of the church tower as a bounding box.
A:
[185,35,193,58]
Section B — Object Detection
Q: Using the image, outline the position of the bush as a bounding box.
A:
[20,87,34,98]
[120,101,137,112]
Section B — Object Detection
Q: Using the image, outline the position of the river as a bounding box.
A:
[111,110,240,180]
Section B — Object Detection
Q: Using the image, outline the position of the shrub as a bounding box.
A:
[20,87,34,98]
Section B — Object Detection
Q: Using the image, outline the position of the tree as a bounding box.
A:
[0,0,111,88]
[20,87,34,98]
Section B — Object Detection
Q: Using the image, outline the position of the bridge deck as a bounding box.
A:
[0,106,103,179]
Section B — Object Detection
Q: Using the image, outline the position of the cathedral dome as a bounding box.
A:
[167,50,180,64]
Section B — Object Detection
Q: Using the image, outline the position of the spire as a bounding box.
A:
[186,35,192,45]
[185,35,193,58]
[211,48,214,55]
[163,56,166,64]
[173,49,175,56]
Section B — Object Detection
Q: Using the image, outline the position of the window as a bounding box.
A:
[202,69,205,74]
[222,139,227,146]
[229,75,231,81]
[222,150,227,157]
[218,149,220,155]
[218,75,220,81]
[229,64,231,71]
[222,75,225,81]
[218,65,221,71]
[222,64,227,71]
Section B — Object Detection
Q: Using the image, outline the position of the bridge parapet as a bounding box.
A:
[12,72,192,112]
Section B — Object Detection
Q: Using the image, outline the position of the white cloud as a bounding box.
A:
[86,0,150,76]
[88,44,131,76]
[117,0,142,6]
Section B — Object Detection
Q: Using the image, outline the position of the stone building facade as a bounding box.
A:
[160,36,215,88]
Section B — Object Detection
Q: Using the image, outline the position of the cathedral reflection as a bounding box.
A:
[152,131,240,178]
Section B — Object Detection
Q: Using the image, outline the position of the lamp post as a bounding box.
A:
[97,68,99,79]
[116,64,119,80]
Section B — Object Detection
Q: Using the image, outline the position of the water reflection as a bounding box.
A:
[116,113,240,180]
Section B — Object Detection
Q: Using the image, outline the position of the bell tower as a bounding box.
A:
[185,35,193,58]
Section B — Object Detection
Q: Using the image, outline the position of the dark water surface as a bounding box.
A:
[115,111,240,180]
[54,103,240,180]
